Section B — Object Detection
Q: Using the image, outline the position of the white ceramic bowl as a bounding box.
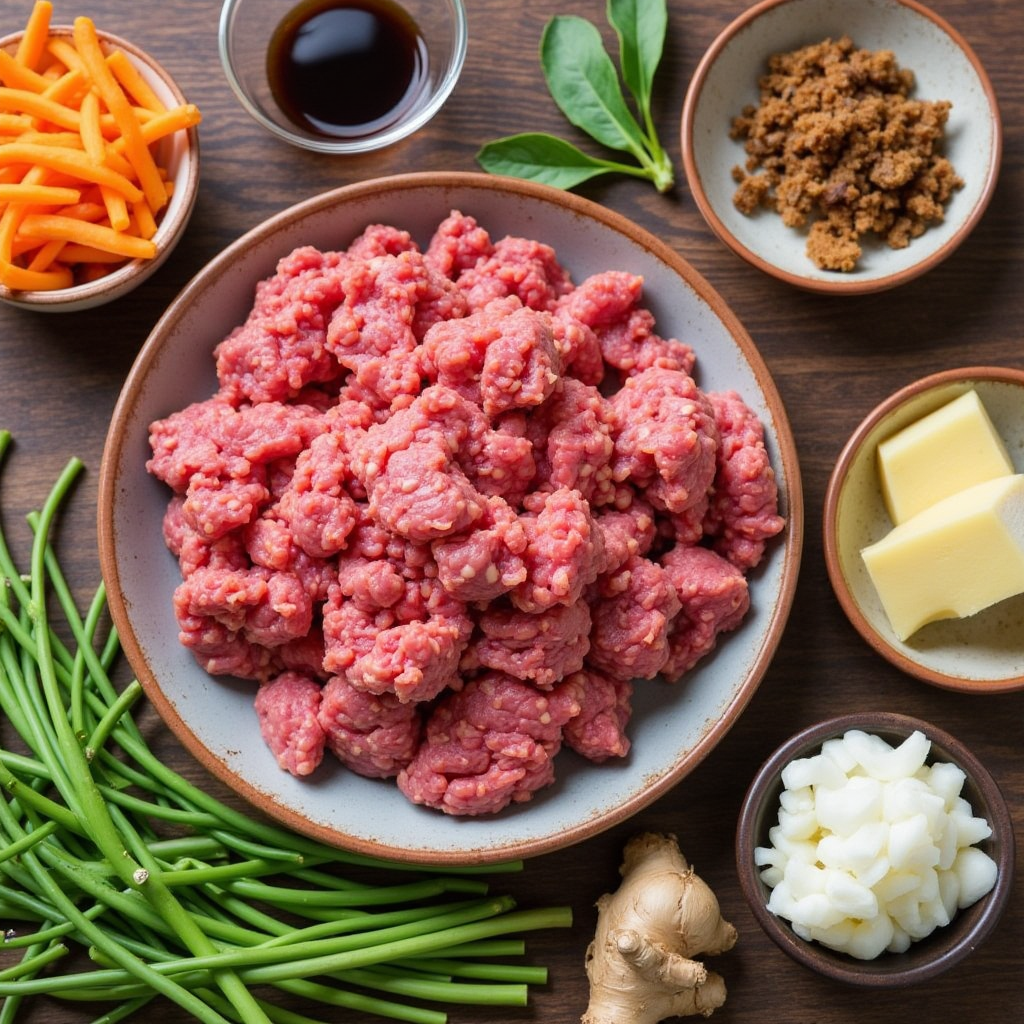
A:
[681,0,1001,294]
[98,172,803,865]
[0,28,199,313]
[824,367,1024,692]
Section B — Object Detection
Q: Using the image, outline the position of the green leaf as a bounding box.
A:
[607,0,667,117]
[476,133,646,190]
[539,15,649,163]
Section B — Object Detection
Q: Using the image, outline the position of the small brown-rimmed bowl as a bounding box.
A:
[737,712,1014,986]
[681,0,1001,294]
[824,367,1024,693]
[0,27,199,313]
[98,171,803,865]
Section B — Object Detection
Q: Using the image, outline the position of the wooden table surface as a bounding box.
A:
[1,0,1021,1021]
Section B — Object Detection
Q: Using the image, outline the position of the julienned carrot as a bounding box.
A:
[15,1,53,70]
[0,142,143,202]
[135,103,201,145]
[51,240,126,263]
[0,5,200,292]
[107,47,166,113]
[40,66,84,105]
[0,182,79,204]
[26,235,64,271]
[131,196,157,240]
[43,35,82,74]
[0,86,82,130]
[72,16,165,214]
[0,49,51,92]
[76,87,129,230]
[17,212,157,259]
[77,87,103,160]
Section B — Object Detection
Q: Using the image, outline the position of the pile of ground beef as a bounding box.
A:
[147,210,785,816]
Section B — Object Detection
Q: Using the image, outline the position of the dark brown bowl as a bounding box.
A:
[736,712,1014,986]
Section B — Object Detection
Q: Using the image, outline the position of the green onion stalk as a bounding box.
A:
[0,431,571,1024]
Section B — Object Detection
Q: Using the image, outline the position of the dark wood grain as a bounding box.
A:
[1,1,1022,1021]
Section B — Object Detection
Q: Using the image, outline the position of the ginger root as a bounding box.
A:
[582,832,737,1024]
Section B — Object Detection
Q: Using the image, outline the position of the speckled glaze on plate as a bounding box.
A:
[681,0,1001,294]
[824,367,1024,692]
[736,712,1015,986]
[0,28,199,313]
[98,172,803,865]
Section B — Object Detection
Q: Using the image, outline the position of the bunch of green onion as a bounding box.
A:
[0,431,571,1024]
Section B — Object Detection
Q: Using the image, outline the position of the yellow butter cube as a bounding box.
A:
[877,390,1013,524]
[862,474,1024,641]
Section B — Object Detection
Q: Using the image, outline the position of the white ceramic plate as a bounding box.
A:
[682,0,1001,294]
[99,173,803,864]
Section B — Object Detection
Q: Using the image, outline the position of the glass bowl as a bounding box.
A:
[218,0,467,154]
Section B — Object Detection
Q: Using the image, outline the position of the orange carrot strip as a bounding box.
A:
[72,17,165,213]
[26,236,64,271]
[0,255,72,290]
[131,196,157,240]
[0,51,51,92]
[53,241,127,263]
[100,185,130,232]
[15,2,53,71]
[0,160,72,290]
[45,37,83,75]
[41,68,85,106]
[9,234,45,258]
[99,104,156,138]
[0,112,31,131]
[0,88,80,130]
[132,103,201,147]
[99,146,135,180]
[107,48,166,113]
[0,143,143,202]
[18,130,83,148]
[55,200,107,222]
[17,212,158,259]
[78,88,105,161]
[0,183,79,204]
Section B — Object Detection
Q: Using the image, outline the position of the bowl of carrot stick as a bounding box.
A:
[0,2,201,311]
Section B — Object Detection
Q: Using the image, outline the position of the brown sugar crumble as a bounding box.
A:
[729,36,963,272]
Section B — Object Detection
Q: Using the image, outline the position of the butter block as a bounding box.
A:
[877,390,1014,524]
[861,474,1024,641]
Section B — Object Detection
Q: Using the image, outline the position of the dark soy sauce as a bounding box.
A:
[267,0,428,139]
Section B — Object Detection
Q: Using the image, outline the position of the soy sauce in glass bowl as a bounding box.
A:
[267,0,428,140]
[218,0,466,154]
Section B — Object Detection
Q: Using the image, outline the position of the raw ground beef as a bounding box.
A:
[147,209,786,816]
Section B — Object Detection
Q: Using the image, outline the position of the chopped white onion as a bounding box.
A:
[755,729,998,959]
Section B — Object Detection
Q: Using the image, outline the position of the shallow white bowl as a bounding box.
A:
[98,172,802,865]
[0,28,199,313]
[681,0,1001,294]
[824,367,1024,692]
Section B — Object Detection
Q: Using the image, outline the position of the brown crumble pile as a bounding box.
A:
[729,36,963,272]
